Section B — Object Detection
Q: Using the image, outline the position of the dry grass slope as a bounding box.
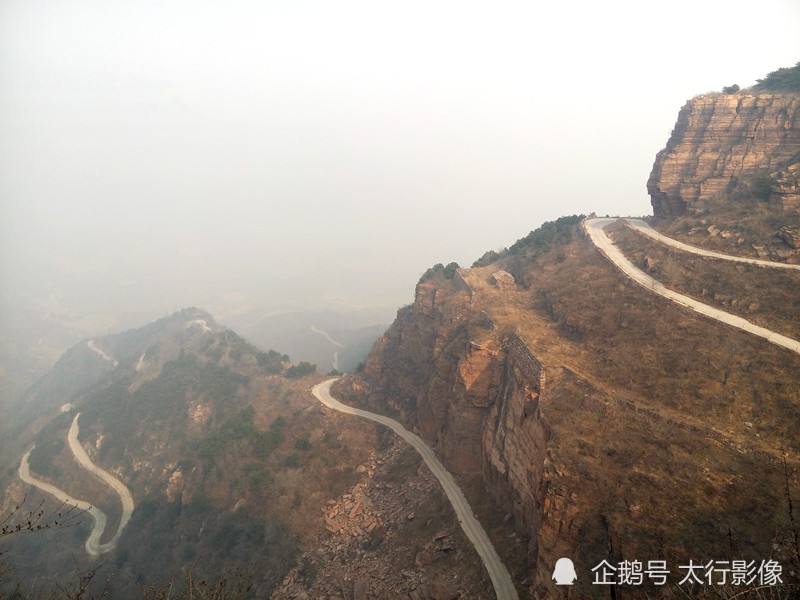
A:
[459,225,800,597]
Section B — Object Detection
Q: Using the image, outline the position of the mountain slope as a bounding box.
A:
[2,308,495,599]
[341,215,800,598]
[2,309,327,596]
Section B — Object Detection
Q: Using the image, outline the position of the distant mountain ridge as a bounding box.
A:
[4,308,232,444]
[2,306,493,599]
[2,307,305,597]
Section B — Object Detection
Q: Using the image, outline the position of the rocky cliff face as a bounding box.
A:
[361,277,553,581]
[648,93,800,217]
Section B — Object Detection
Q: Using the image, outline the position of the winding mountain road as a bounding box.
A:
[584,218,800,355]
[18,447,109,556]
[311,325,344,371]
[17,413,134,556]
[87,339,119,367]
[68,413,134,544]
[624,218,800,270]
[312,379,519,600]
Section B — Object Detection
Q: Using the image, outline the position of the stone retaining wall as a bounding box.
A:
[505,333,546,396]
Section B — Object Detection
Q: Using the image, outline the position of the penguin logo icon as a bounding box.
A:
[553,557,577,585]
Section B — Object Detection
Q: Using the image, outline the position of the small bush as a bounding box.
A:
[286,361,316,379]
[751,62,800,92]
[419,262,461,283]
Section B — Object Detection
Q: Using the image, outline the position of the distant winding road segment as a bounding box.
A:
[312,379,519,600]
[18,413,134,556]
[584,218,800,355]
[87,339,119,367]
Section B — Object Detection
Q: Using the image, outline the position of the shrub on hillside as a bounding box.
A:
[285,361,316,379]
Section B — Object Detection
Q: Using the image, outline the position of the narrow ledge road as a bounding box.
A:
[623,219,800,271]
[312,378,519,600]
[17,413,134,556]
[584,218,800,355]
[87,339,119,367]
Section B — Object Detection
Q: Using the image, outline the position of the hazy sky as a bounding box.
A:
[2,0,799,327]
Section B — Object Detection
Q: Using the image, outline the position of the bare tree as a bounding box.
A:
[1,494,86,538]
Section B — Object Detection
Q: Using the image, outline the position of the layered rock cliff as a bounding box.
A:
[361,276,555,588]
[648,93,800,217]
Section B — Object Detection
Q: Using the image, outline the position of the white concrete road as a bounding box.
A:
[68,413,134,549]
[624,219,800,271]
[87,339,119,367]
[312,379,519,600]
[18,413,135,556]
[583,218,800,355]
[18,446,110,556]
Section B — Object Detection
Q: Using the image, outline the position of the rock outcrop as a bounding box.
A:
[647,93,800,217]
[360,276,560,595]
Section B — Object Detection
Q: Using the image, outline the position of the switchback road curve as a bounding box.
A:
[18,413,134,556]
[312,379,519,600]
[584,218,800,355]
[68,413,134,547]
[18,447,109,556]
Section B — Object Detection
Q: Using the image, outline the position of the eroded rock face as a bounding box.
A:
[647,93,800,218]
[483,335,552,569]
[362,277,554,587]
[772,163,800,209]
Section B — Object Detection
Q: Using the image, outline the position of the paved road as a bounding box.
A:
[17,413,135,556]
[584,218,800,355]
[624,218,800,271]
[68,413,134,547]
[312,379,519,600]
[18,447,110,556]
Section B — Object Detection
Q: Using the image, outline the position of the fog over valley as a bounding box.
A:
[2,0,799,389]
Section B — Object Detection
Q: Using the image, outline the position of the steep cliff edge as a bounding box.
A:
[352,222,800,598]
[647,93,800,218]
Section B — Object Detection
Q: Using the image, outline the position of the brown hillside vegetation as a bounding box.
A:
[610,221,800,340]
[350,219,800,598]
